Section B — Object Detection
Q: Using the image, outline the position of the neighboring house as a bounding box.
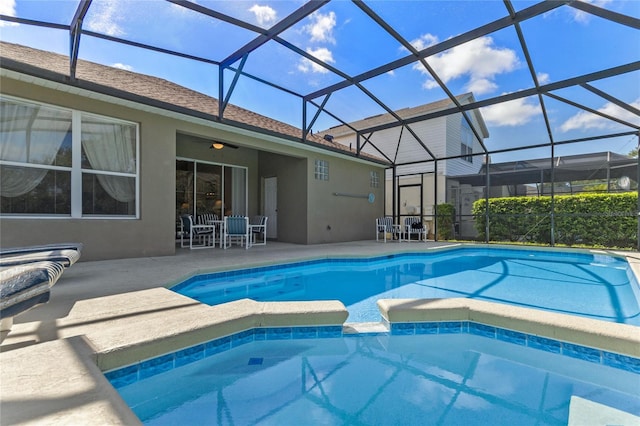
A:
[0,42,388,260]
[321,93,489,237]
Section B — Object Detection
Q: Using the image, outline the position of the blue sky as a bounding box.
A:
[1,0,639,163]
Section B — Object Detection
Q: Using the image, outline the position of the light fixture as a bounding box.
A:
[211,142,224,150]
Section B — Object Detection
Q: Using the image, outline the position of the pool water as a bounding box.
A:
[114,333,640,425]
[173,248,640,324]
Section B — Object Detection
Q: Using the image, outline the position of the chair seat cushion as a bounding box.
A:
[0,261,65,318]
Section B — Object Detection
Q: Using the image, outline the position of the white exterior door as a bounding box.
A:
[264,177,277,239]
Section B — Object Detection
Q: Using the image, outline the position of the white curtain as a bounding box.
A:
[0,103,70,197]
[82,120,136,203]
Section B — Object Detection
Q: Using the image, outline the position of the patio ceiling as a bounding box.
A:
[1,0,639,167]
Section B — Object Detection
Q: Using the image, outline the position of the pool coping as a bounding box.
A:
[3,295,638,425]
[104,303,640,391]
[378,298,640,358]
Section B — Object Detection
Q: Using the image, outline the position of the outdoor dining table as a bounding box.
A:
[205,219,225,248]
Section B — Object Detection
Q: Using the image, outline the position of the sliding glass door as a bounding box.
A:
[176,159,246,220]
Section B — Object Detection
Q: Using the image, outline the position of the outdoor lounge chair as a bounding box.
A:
[402,217,428,242]
[249,215,268,246]
[376,217,400,242]
[0,260,66,333]
[0,244,82,268]
[222,216,251,249]
[180,215,215,249]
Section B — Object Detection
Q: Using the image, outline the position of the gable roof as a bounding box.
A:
[323,92,489,139]
[0,42,387,164]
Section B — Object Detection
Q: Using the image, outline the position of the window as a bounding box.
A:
[461,118,473,163]
[370,171,379,188]
[315,159,329,181]
[0,96,139,217]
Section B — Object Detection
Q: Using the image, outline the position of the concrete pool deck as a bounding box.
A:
[1,241,639,424]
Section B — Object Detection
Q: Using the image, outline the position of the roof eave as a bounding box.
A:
[0,61,389,167]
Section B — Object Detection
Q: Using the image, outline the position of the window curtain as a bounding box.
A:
[82,121,136,202]
[0,103,69,197]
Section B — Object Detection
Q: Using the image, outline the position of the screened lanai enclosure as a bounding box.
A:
[2,0,639,248]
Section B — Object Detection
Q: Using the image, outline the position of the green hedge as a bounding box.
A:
[472,192,638,248]
[436,203,455,240]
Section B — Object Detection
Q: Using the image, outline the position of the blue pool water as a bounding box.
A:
[111,329,640,425]
[173,247,640,324]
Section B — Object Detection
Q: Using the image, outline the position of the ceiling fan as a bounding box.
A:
[209,141,240,150]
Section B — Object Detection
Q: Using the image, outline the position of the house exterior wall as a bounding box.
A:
[444,113,484,177]
[1,77,177,261]
[397,116,447,176]
[307,153,385,244]
[257,151,308,244]
[1,75,385,259]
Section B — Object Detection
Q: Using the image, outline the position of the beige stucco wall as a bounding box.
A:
[1,77,177,261]
[307,153,384,244]
[1,74,387,258]
[258,151,308,244]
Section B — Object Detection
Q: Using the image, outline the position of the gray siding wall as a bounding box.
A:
[445,114,483,177]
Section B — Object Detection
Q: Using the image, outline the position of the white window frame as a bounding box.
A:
[0,95,140,219]
[461,118,474,163]
[315,159,329,181]
[370,170,380,188]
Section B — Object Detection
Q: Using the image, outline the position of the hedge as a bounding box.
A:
[436,203,455,240]
[472,192,638,248]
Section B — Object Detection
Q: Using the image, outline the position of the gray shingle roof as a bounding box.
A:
[1,42,382,160]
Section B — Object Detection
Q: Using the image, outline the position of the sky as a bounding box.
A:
[1,0,639,164]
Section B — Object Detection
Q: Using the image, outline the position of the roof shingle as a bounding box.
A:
[0,42,380,159]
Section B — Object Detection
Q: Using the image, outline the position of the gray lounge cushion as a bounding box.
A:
[0,249,81,268]
[0,261,65,318]
[0,243,82,268]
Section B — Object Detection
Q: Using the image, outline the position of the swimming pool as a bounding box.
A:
[108,325,640,425]
[172,247,640,325]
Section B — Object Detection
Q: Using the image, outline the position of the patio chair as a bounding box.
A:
[249,215,268,246]
[180,215,215,249]
[222,216,251,249]
[197,213,218,225]
[376,217,400,242]
[402,216,428,242]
